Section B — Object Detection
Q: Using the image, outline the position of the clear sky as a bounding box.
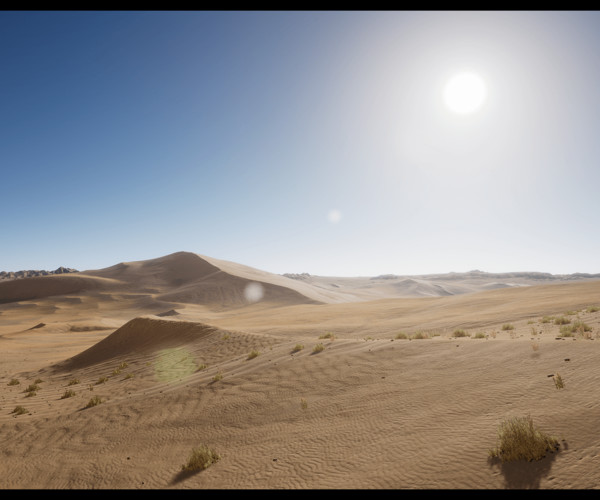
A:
[1,11,599,276]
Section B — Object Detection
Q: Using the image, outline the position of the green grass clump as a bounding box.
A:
[181,445,221,472]
[61,389,76,399]
[291,344,304,353]
[554,316,571,325]
[85,396,102,408]
[8,378,19,386]
[312,343,325,353]
[502,324,515,331]
[472,332,486,339]
[488,415,560,462]
[12,406,28,415]
[246,350,260,360]
[452,329,468,338]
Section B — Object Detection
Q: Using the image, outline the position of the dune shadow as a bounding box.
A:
[488,448,560,489]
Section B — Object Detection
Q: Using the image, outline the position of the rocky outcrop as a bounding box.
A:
[0,267,78,281]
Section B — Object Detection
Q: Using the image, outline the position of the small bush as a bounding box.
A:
[246,350,260,360]
[312,343,325,353]
[181,445,221,472]
[541,316,554,324]
[118,362,128,369]
[196,363,207,371]
[8,378,19,386]
[473,332,486,339]
[502,324,515,331]
[85,396,102,408]
[564,310,577,316]
[124,373,134,379]
[112,368,122,376]
[411,331,430,339]
[586,306,599,313]
[213,372,223,382]
[61,389,76,399]
[452,329,468,338]
[559,326,575,337]
[67,378,80,386]
[554,316,571,325]
[489,415,560,462]
[34,378,43,384]
[96,377,108,385]
[24,384,39,393]
[291,344,304,353]
[12,406,28,415]
[395,332,408,339]
[319,332,335,340]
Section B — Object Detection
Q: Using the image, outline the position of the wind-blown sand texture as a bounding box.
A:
[1,251,600,489]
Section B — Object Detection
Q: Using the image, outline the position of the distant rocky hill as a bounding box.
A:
[0,267,78,281]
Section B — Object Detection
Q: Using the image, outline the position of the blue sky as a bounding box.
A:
[1,11,599,276]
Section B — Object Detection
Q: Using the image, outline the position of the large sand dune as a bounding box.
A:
[1,252,600,489]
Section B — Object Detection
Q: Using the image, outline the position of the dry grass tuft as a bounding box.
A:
[554,372,565,389]
[8,378,19,386]
[67,378,80,386]
[554,316,571,325]
[61,389,76,399]
[452,329,468,338]
[319,332,335,340]
[489,415,560,462]
[472,332,486,339]
[246,350,260,360]
[85,396,102,408]
[395,332,408,339]
[181,445,221,472]
[12,406,28,415]
[501,324,515,331]
[291,344,304,353]
[312,343,325,353]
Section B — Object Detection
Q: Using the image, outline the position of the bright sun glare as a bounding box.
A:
[443,72,487,114]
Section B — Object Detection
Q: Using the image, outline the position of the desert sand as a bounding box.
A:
[1,251,600,489]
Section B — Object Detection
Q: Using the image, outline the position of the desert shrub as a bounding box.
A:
[473,332,486,339]
[67,378,80,386]
[312,343,325,353]
[319,332,335,340]
[24,384,39,393]
[12,406,28,415]
[118,362,128,369]
[541,316,554,324]
[395,332,408,339]
[554,316,571,325]
[530,326,538,336]
[564,310,577,316]
[8,378,19,386]
[291,344,304,353]
[554,372,565,389]
[221,333,230,340]
[572,320,592,333]
[411,331,429,339]
[586,306,599,313]
[246,350,260,360]
[124,373,134,379]
[213,372,223,382]
[489,415,560,462]
[112,368,121,376]
[61,389,76,399]
[559,326,575,337]
[452,329,468,338]
[196,363,207,371]
[502,324,515,331]
[181,445,221,472]
[34,378,43,384]
[300,398,308,410]
[96,377,108,385]
[85,396,102,408]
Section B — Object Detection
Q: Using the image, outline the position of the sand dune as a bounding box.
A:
[1,252,600,489]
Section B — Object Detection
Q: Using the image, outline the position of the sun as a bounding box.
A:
[443,72,487,114]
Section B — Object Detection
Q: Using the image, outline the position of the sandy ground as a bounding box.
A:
[1,252,600,489]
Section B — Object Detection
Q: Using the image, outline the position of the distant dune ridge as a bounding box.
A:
[1,251,600,488]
